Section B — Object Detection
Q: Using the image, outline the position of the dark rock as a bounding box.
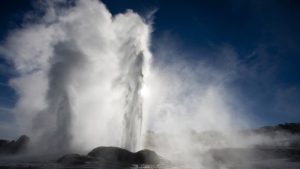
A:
[134,149,161,164]
[88,146,162,164]
[57,153,97,165]
[88,146,134,163]
[58,146,163,166]
[0,135,30,155]
[255,123,300,135]
[12,135,30,154]
[0,140,9,147]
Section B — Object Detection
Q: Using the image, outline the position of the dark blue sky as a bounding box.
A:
[0,0,300,134]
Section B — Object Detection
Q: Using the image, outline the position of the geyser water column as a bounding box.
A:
[2,0,152,153]
[120,52,144,152]
[115,16,152,151]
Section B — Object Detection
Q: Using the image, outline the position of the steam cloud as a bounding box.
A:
[1,0,151,153]
[0,0,254,166]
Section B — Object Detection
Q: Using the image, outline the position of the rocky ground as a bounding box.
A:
[1,146,300,169]
[201,147,300,169]
[0,145,166,169]
[1,123,300,168]
[0,135,29,155]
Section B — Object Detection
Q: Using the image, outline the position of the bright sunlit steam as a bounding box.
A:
[0,0,255,168]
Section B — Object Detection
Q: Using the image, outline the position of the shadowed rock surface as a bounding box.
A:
[57,146,163,166]
[255,123,300,135]
[57,153,98,165]
[201,147,300,169]
[87,146,133,162]
[0,135,29,155]
[1,123,300,169]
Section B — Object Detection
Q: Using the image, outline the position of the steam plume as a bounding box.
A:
[1,0,151,153]
[1,1,254,167]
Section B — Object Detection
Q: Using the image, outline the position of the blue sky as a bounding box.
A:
[0,0,300,138]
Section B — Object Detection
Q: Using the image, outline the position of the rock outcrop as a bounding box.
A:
[0,135,29,155]
[57,153,98,165]
[88,146,161,164]
[57,146,163,166]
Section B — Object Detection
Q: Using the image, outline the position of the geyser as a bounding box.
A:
[120,51,144,151]
[1,0,151,153]
[1,1,252,168]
